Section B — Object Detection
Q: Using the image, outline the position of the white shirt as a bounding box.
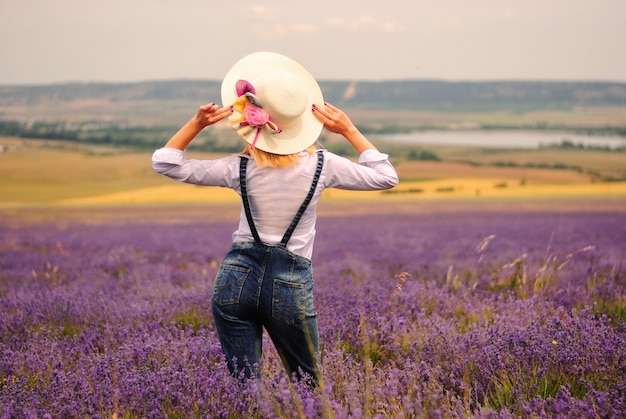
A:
[152,148,399,259]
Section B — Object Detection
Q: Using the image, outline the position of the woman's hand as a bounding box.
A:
[164,103,233,151]
[312,102,378,154]
[193,103,233,128]
[311,102,356,136]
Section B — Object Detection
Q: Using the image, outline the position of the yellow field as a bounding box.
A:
[53,177,626,207]
[1,136,625,210]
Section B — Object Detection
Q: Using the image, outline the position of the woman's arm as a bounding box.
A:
[164,103,232,150]
[311,102,377,154]
[153,103,238,186]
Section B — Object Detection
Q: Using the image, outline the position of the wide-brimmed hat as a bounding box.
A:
[221,52,324,155]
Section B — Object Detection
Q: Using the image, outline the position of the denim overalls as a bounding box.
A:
[212,151,324,384]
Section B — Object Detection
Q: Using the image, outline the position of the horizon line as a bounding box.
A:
[2,77,626,87]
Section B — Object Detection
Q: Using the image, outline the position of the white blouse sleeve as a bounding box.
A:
[321,149,399,191]
[151,147,241,189]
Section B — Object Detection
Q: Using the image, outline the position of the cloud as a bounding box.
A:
[358,15,376,26]
[323,14,403,32]
[432,17,464,28]
[250,5,274,20]
[381,20,404,32]
[326,18,346,27]
[291,23,317,33]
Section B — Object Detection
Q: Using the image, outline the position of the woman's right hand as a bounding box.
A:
[194,103,233,128]
[311,102,357,136]
[312,102,378,154]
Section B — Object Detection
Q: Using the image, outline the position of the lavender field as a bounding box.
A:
[1,207,625,418]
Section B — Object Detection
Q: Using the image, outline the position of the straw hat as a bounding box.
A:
[221,52,324,155]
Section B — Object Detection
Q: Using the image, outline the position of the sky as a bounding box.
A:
[1,0,625,85]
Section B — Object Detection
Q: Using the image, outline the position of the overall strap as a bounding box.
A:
[280,151,324,247]
[239,151,325,248]
[239,156,262,243]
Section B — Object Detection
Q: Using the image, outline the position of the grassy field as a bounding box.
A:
[1,135,625,211]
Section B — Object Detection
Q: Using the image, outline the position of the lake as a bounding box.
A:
[371,130,626,149]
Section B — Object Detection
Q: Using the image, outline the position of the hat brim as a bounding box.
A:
[221,52,324,155]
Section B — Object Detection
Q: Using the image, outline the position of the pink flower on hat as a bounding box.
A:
[230,79,282,149]
[243,104,269,127]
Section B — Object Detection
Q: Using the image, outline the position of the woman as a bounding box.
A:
[152,52,398,385]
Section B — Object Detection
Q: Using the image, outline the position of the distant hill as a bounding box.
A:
[1,80,626,112]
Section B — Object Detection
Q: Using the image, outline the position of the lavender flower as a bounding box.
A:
[1,209,624,417]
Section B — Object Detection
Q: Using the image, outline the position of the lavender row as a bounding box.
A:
[1,210,625,418]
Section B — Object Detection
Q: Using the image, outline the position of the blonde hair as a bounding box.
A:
[242,144,317,168]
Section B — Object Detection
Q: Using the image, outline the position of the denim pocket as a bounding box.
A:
[212,264,250,306]
[272,278,316,325]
